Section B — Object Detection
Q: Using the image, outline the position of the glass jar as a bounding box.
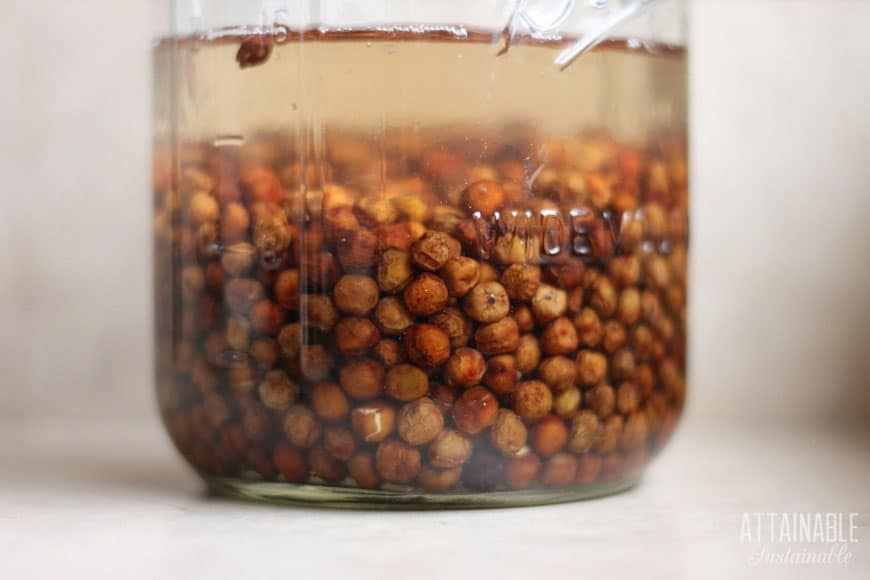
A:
[153,0,688,508]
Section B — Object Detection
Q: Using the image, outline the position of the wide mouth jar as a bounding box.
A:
[153,0,688,508]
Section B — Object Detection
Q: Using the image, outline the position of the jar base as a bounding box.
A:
[205,476,641,510]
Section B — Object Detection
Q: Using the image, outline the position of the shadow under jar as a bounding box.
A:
[153,0,688,508]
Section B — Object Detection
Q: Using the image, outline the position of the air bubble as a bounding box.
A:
[216,350,249,368]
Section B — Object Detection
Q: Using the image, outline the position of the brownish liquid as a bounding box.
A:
[153,30,687,499]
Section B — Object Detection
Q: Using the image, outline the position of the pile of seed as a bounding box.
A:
[153,131,688,493]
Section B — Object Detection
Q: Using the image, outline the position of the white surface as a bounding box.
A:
[2,419,867,579]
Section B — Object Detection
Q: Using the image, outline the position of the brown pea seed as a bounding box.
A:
[574,307,603,347]
[404,323,451,371]
[452,386,499,434]
[464,281,510,323]
[334,317,380,356]
[618,287,641,325]
[430,382,458,415]
[339,357,385,400]
[428,429,472,468]
[489,409,528,456]
[547,260,586,289]
[411,230,452,271]
[277,322,302,358]
[202,393,229,429]
[586,383,616,419]
[501,264,541,302]
[283,404,322,448]
[311,382,350,422]
[602,321,627,354]
[463,179,505,215]
[236,35,273,68]
[351,400,396,442]
[589,276,617,318]
[252,213,291,267]
[530,284,567,323]
[567,286,584,314]
[594,415,624,454]
[226,317,251,351]
[622,412,649,452]
[337,227,378,271]
[308,445,348,483]
[403,273,449,317]
[377,249,413,293]
[610,349,636,382]
[225,278,263,314]
[444,347,486,388]
[373,339,406,367]
[221,243,257,276]
[632,325,655,361]
[430,307,473,348]
[258,369,298,411]
[355,194,396,225]
[243,405,272,442]
[505,453,542,490]
[568,410,600,453]
[333,274,379,315]
[373,296,414,336]
[576,350,608,387]
[273,442,307,483]
[299,344,334,382]
[536,356,576,392]
[513,305,535,333]
[576,453,603,484]
[531,415,568,458]
[249,337,279,368]
[439,257,480,297]
[634,364,655,398]
[385,364,429,401]
[645,255,671,289]
[323,206,359,243]
[417,466,463,492]
[553,386,581,417]
[249,299,284,336]
[608,255,641,287]
[542,453,578,488]
[540,317,579,356]
[515,334,542,375]
[221,202,250,243]
[477,261,499,283]
[616,382,640,415]
[348,452,381,489]
[189,192,219,225]
[474,317,520,356]
[375,439,422,484]
[204,261,223,293]
[202,332,228,367]
[226,363,255,394]
[397,398,444,445]
[301,295,338,332]
[302,252,342,291]
[513,380,553,423]
[483,354,519,395]
[323,426,357,461]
